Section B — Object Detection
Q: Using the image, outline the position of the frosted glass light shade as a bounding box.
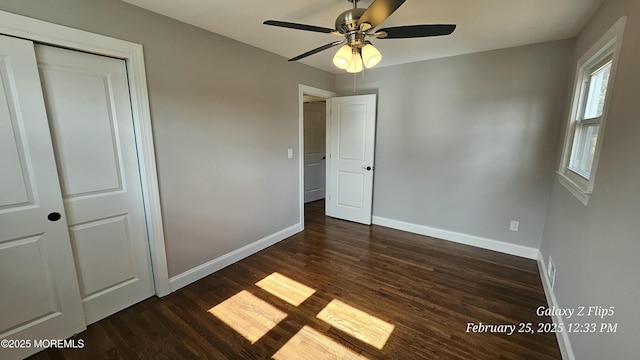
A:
[333,45,352,69]
[361,43,382,68]
[346,51,363,73]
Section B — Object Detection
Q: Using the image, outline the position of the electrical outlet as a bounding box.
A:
[509,220,519,232]
[548,256,556,289]
[287,148,293,159]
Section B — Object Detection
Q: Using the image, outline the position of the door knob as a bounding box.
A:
[363,166,373,171]
[47,212,62,222]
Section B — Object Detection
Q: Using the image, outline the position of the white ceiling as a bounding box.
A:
[122,0,604,74]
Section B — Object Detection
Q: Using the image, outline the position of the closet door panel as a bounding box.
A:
[0,34,85,360]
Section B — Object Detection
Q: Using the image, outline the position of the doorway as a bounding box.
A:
[298,85,334,227]
[303,98,327,203]
[298,85,378,227]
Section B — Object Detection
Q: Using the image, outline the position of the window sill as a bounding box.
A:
[567,166,590,180]
[558,172,591,206]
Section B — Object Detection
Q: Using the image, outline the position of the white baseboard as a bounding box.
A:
[169,223,302,292]
[537,253,575,360]
[372,216,539,259]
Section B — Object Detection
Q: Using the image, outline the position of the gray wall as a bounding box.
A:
[336,41,573,249]
[0,0,334,277]
[540,0,640,358]
[5,8,637,358]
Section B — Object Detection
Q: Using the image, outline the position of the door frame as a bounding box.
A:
[0,10,171,296]
[298,85,335,228]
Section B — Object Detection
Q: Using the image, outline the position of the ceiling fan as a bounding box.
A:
[264,0,456,73]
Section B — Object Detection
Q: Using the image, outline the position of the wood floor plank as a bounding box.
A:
[29,200,560,359]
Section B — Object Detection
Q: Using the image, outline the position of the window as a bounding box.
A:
[568,58,611,178]
[558,17,626,205]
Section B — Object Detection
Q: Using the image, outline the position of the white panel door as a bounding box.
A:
[327,94,376,225]
[35,45,155,324]
[304,101,326,203]
[0,35,86,360]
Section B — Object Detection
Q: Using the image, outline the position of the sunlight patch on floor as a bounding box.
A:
[316,299,394,350]
[255,272,316,306]
[208,290,287,344]
[272,325,369,360]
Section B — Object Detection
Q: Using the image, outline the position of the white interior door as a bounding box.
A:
[326,94,377,225]
[35,44,155,324]
[304,101,326,203]
[0,35,86,360]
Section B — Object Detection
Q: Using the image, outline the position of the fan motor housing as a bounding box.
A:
[335,8,366,33]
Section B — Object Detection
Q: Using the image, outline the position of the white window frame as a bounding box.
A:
[558,16,626,205]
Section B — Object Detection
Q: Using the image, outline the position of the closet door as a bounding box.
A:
[0,35,86,360]
[36,45,155,325]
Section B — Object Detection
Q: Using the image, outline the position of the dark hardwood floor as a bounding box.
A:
[31,200,561,359]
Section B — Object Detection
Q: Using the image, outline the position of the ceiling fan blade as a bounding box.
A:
[289,40,345,62]
[378,24,456,38]
[264,20,335,34]
[357,0,406,29]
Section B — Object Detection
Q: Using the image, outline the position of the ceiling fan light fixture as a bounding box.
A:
[346,49,363,73]
[361,43,382,68]
[333,45,352,69]
[264,0,457,75]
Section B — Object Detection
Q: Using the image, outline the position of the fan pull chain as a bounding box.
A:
[353,72,357,93]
